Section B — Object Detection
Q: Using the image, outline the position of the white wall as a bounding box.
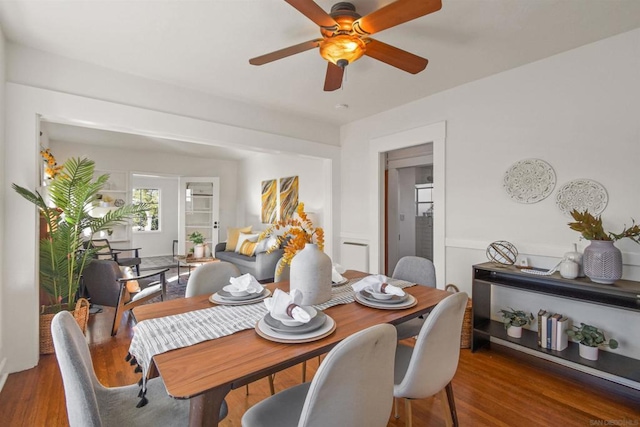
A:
[237,152,334,257]
[51,140,239,258]
[341,29,640,359]
[2,84,339,373]
[131,175,179,257]
[0,24,7,390]
[7,44,339,146]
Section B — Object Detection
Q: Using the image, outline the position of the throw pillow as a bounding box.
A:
[239,240,258,257]
[235,232,260,253]
[225,226,252,251]
[119,266,140,293]
[255,235,279,254]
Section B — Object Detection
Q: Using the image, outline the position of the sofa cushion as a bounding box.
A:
[225,226,252,251]
[239,240,258,256]
[235,232,260,253]
[215,251,256,270]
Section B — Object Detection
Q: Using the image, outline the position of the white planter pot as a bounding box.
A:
[193,244,205,259]
[579,343,599,361]
[507,325,522,338]
[289,243,332,305]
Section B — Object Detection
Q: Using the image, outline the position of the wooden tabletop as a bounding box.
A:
[132,270,451,426]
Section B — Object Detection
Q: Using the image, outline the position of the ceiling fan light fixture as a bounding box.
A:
[319,34,365,67]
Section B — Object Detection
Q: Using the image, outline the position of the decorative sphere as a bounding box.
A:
[486,241,518,266]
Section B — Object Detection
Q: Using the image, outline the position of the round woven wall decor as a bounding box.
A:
[486,241,518,266]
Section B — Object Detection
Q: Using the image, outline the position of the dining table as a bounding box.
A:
[131,270,452,426]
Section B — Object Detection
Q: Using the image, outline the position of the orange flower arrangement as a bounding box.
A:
[259,202,324,274]
[41,148,63,179]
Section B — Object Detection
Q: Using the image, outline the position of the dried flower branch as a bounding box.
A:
[569,209,640,243]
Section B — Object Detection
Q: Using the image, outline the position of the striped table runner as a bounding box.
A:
[128,277,414,405]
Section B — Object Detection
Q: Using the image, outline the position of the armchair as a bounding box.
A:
[82,260,168,336]
[90,238,142,275]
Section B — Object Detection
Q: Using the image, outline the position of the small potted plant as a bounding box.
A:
[499,308,534,338]
[188,231,206,259]
[566,323,618,361]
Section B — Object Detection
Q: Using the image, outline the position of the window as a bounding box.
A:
[132,188,160,231]
[415,183,433,217]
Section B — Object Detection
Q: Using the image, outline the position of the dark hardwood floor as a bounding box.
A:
[1,307,638,426]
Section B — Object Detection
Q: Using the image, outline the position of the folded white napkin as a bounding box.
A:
[352,274,405,297]
[227,273,263,294]
[264,289,312,323]
[332,264,346,283]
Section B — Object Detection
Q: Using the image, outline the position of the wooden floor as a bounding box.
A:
[1,307,638,426]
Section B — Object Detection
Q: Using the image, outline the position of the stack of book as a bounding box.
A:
[537,310,569,351]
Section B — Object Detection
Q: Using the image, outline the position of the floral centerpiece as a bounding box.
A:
[568,209,640,284]
[259,202,324,275]
[259,202,330,305]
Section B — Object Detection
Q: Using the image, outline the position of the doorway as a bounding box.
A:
[384,144,433,275]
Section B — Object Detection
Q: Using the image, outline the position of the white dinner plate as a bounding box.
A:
[355,292,417,310]
[255,315,336,343]
[209,288,271,305]
[332,278,349,286]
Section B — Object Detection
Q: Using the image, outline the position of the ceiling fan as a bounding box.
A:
[249,0,442,91]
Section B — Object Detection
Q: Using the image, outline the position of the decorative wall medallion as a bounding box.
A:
[503,159,556,204]
[556,179,608,216]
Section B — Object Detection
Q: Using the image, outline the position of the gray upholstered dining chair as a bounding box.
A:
[393,291,468,427]
[185,261,240,298]
[51,310,228,427]
[242,323,397,427]
[392,255,437,340]
[273,257,290,283]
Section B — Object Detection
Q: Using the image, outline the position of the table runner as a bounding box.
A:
[128,277,414,406]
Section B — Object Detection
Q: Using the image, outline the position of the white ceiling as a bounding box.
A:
[1,0,640,129]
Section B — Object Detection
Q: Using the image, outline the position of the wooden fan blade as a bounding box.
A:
[364,38,428,74]
[285,0,338,29]
[353,0,442,36]
[249,40,321,65]
[324,62,344,91]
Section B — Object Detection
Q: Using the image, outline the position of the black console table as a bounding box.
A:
[472,262,640,385]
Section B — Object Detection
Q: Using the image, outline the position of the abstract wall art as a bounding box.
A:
[261,179,278,223]
[279,176,299,220]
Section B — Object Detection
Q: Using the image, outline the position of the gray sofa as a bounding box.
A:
[214,242,283,282]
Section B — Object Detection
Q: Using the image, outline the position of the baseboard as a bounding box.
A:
[0,357,8,392]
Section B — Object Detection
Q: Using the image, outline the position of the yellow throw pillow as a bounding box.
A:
[225,226,252,251]
[239,240,258,257]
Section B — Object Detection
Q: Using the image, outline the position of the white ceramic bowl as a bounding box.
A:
[369,291,393,300]
[273,306,317,327]
[223,285,250,297]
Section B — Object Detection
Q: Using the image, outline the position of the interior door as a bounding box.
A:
[178,177,220,256]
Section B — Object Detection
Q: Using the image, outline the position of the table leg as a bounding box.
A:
[189,385,231,427]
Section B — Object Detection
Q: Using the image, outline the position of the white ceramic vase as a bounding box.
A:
[507,325,522,338]
[193,244,205,259]
[289,243,332,305]
[579,343,599,361]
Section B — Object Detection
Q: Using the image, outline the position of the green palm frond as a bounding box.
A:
[13,156,150,311]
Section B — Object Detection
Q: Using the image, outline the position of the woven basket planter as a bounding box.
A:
[445,284,472,349]
[39,298,90,355]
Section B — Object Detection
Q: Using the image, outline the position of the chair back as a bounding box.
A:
[298,324,397,427]
[392,256,436,287]
[90,239,114,260]
[274,257,290,283]
[185,261,241,297]
[395,292,468,399]
[82,260,124,307]
[51,311,103,427]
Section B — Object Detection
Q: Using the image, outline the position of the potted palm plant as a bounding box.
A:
[13,156,148,353]
[568,209,640,284]
[566,323,618,361]
[499,307,534,338]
